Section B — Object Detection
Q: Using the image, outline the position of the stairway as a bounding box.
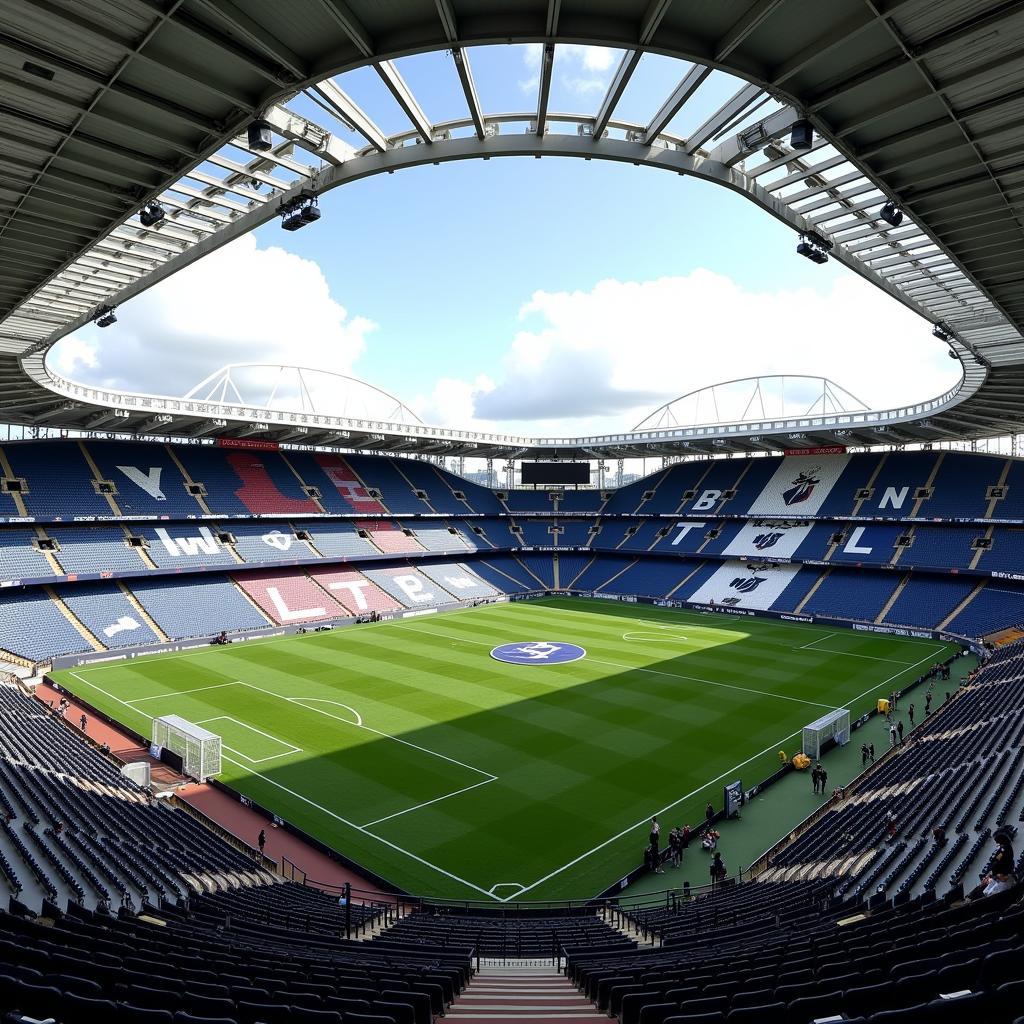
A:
[449,965,606,1023]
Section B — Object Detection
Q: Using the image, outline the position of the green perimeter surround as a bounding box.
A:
[54,598,958,903]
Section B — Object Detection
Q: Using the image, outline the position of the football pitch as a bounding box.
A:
[54,597,956,901]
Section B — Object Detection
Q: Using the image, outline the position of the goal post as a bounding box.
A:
[152,714,222,781]
[801,708,851,761]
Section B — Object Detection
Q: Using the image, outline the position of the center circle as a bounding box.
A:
[490,642,587,665]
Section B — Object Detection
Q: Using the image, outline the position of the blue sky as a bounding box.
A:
[54,44,958,437]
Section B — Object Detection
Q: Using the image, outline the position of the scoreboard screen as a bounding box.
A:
[520,462,591,485]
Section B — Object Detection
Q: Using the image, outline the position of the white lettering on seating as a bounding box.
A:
[393,574,433,603]
[671,521,706,546]
[102,616,141,638]
[117,466,165,500]
[265,586,325,621]
[691,490,721,511]
[328,579,370,610]
[843,527,873,555]
[442,575,477,590]
[154,526,220,558]
[262,530,293,551]
[878,486,910,510]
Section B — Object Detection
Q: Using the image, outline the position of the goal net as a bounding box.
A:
[801,708,851,761]
[152,715,222,781]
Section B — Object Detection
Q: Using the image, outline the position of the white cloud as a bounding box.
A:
[519,43,620,96]
[421,269,960,436]
[561,44,616,73]
[50,234,375,398]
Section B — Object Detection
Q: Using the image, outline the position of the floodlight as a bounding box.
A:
[278,191,321,232]
[790,119,813,150]
[247,118,273,152]
[139,201,165,228]
[95,307,117,328]
[880,201,904,227]
[797,231,831,264]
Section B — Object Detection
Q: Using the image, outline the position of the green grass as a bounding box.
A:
[54,597,955,902]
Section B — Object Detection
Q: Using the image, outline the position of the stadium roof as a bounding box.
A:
[1,0,1023,459]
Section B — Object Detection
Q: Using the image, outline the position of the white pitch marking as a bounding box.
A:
[194,715,301,763]
[65,670,498,901]
[288,698,363,727]
[126,681,242,704]
[797,632,838,651]
[261,688,493,781]
[361,776,498,828]
[622,631,690,643]
[488,882,526,896]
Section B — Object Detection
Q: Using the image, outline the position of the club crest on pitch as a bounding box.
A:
[490,642,586,665]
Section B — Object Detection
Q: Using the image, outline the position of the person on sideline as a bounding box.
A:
[257,828,267,855]
[710,852,728,888]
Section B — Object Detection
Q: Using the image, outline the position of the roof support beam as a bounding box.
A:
[715,0,788,61]
[0,32,222,135]
[594,50,642,138]
[434,0,458,42]
[451,50,485,140]
[546,0,562,36]
[645,64,712,143]
[640,0,674,45]
[684,82,763,154]
[313,0,374,58]
[375,61,433,143]
[536,43,554,136]
[707,106,798,165]
[188,0,308,79]
[313,80,387,152]
[259,105,351,166]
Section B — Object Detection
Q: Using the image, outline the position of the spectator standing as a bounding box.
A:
[869,743,876,762]
[861,743,869,766]
[649,816,660,855]
[925,691,933,715]
[705,802,715,828]
[820,766,828,793]
[908,703,915,726]
[681,823,691,849]
[79,714,87,731]
[257,828,266,855]
[889,722,898,747]
[710,852,727,888]
[896,720,904,745]
[644,843,658,875]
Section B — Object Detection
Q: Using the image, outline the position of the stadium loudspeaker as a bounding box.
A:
[880,201,904,227]
[790,119,813,150]
[248,119,273,152]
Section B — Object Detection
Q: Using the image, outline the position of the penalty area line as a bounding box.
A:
[65,671,500,902]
